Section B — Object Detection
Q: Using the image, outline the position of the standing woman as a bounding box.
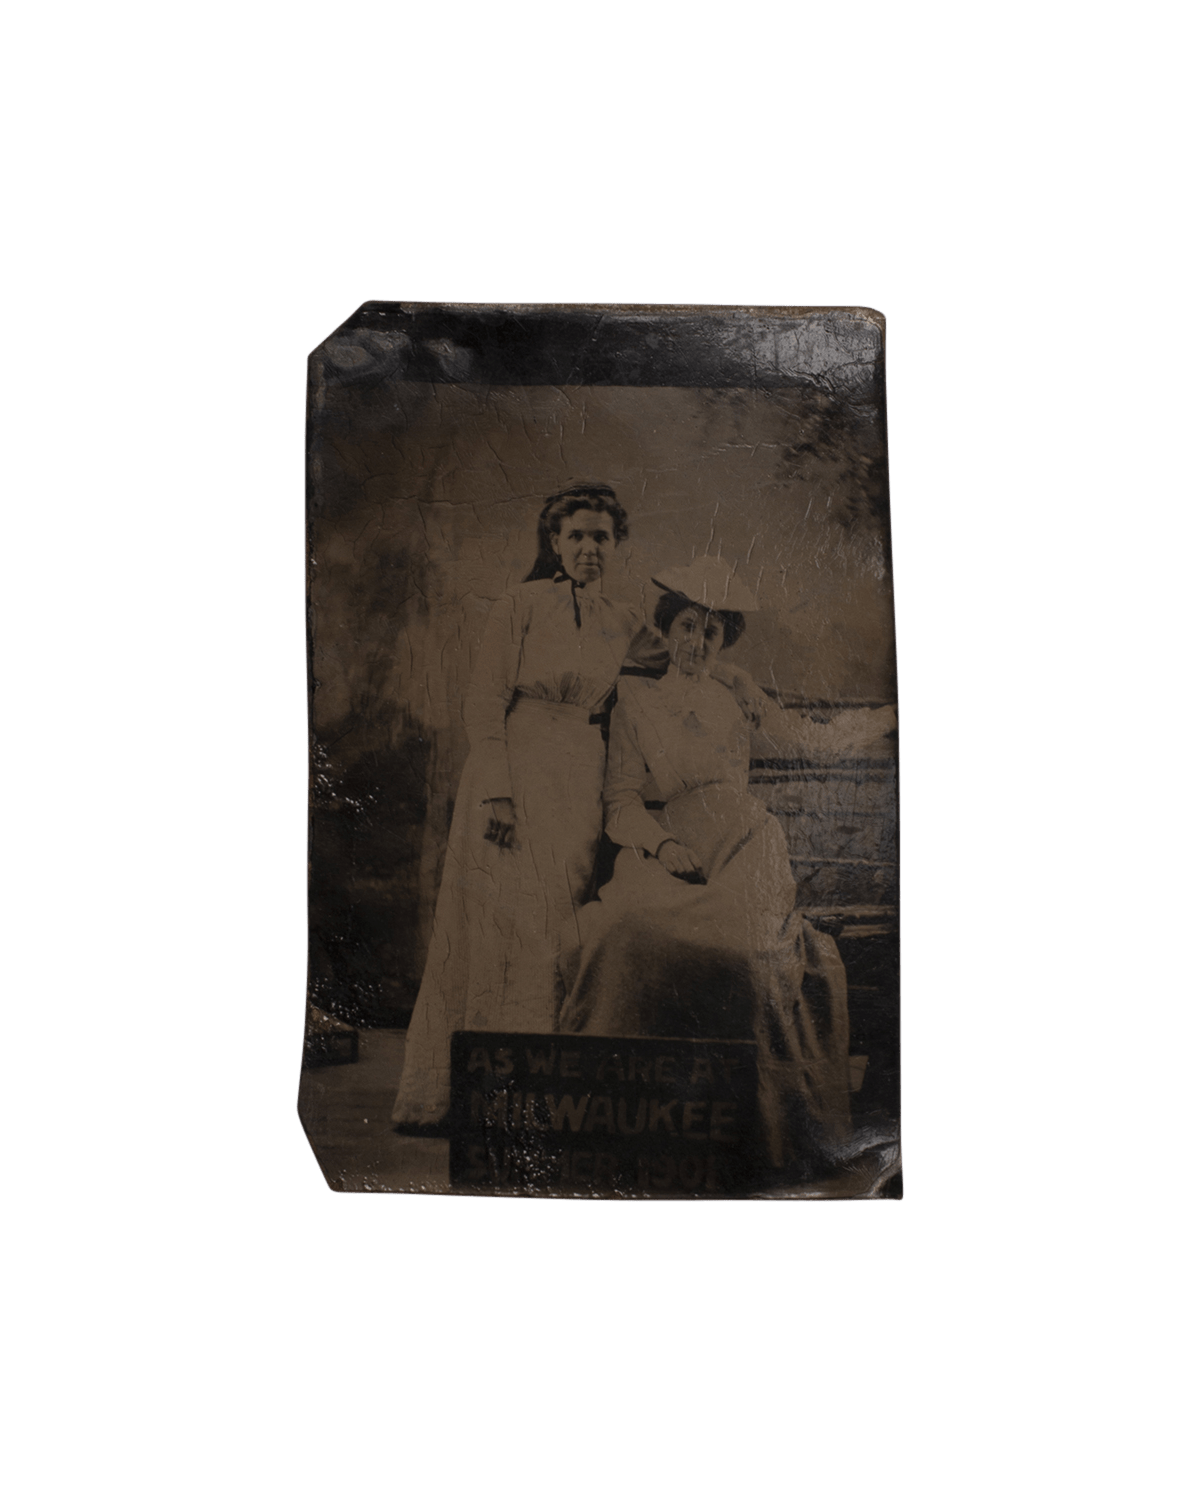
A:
[391,484,664,1129]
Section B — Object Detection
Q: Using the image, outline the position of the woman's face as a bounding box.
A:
[667,605,724,675]
[550,507,614,584]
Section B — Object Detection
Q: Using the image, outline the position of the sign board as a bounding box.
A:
[449,1032,760,1197]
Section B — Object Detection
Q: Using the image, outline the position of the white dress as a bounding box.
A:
[558,670,853,1163]
[391,577,660,1126]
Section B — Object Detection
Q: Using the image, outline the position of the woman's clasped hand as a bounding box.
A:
[655,837,705,882]
[483,797,517,849]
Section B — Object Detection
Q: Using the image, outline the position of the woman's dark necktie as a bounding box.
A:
[554,570,583,628]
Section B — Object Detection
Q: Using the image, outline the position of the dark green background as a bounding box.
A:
[9,2,1188,1500]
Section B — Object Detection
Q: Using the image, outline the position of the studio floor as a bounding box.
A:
[298,1030,449,1193]
[297,1028,900,1199]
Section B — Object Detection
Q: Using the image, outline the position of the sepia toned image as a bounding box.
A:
[301,302,900,1198]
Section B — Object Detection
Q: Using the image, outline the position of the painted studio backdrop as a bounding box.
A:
[302,303,899,1198]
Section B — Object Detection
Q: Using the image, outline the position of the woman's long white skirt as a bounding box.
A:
[558,784,852,1160]
[391,698,606,1126]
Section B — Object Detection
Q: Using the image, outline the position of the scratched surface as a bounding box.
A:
[302,303,900,1198]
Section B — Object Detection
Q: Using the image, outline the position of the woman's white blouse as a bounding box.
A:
[604,672,751,853]
[464,578,659,802]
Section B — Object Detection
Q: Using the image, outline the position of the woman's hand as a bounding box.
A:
[483,797,517,850]
[656,838,706,883]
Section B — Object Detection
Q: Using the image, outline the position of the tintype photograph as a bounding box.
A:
[301,302,900,1198]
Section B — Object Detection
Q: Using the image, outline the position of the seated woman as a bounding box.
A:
[558,558,853,1176]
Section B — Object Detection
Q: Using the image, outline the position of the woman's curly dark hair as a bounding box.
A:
[524,484,629,582]
[653,590,745,650]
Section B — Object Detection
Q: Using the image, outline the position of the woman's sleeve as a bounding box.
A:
[604,697,671,854]
[462,591,525,802]
[621,621,670,677]
[750,693,817,757]
[708,660,771,728]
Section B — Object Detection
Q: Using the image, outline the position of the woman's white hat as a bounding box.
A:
[651,556,760,612]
